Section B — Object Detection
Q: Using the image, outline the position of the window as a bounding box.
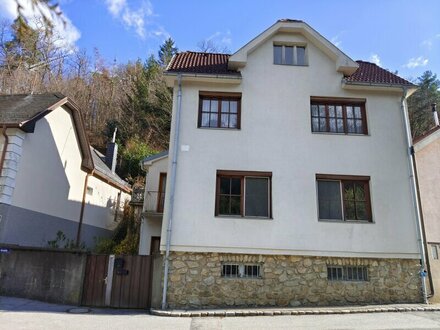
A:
[316,174,372,222]
[273,44,307,65]
[327,266,368,281]
[198,92,241,129]
[432,245,439,260]
[221,263,262,279]
[157,173,167,213]
[311,98,368,135]
[216,170,272,218]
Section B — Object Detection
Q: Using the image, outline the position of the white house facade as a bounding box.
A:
[0,93,131,248]
[141,20,424,308]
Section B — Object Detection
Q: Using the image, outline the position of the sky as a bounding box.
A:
[1,0,439,82]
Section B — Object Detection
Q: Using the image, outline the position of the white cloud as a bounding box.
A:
[0,0,80,48]
[206,30,232,47]
[369,54,381,66]
[404,56,429,69]
[105,0,166,40]
[421,39,433,49]
[331,36,341,47]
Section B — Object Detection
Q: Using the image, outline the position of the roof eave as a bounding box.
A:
[163,71,242,87]
[342,80,418,96]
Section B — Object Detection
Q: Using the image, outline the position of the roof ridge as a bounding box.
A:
[178,51,231,56]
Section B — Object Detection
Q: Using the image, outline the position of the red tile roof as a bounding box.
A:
[166,52,239,75]
[166,54,414,87]
[345,61,414,86]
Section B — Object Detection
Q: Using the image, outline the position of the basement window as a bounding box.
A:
[327,266,368,282]
[221,263,262,279]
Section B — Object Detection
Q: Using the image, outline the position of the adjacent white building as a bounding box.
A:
[140,20,424,308]
[0,93,131,248]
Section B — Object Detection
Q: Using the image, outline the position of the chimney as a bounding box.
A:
[106,128,118,173]
[432,103,439,127]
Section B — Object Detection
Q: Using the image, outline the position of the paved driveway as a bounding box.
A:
[2,296,440,330]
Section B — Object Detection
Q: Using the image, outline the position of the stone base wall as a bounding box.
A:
[166,252,423,309]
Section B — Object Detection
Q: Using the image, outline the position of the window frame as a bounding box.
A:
[215,170,272,219]
[327,265,369,282]
[273,44,308,66]
[221,263,262,279]
[156,172,167,213]
[198,91,242,129]
[316,174,372,223]
[310,97,368,135]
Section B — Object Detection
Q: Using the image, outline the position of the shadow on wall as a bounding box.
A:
[0,115,124,249]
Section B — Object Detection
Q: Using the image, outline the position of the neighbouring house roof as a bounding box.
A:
[166,52,240,76]
[141,151,168,168]
[91,147,131,192]
[344,61,415,87]
[413,126,440,153]
[166,53,414,88]
[0,93,130,192]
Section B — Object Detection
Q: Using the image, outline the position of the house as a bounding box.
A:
[0,93,131,248]
[139,19,425,308]
[414,106,440,303]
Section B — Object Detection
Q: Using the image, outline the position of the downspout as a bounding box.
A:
[413,154,434,297]
[401,88,428,304]
[0,125,9,177]
[76,171,92,247]
[162,74,183,310]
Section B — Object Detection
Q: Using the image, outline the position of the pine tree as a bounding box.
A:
[158,38,177,67]
[408,71,440,138]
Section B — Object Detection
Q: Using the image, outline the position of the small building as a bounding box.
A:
[0,93,131,248]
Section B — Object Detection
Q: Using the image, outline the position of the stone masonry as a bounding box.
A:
[166,252,423,309]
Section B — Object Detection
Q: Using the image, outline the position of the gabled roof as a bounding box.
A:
[0,93,94,171]
[228,19,359,75]
[166,52,239,76]
[345,61,415,87]
[141,151,168,168]
[0,93,130,192]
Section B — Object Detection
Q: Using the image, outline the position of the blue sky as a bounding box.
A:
[1,0,439,81]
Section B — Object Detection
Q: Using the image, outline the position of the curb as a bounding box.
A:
[151,305,440,317]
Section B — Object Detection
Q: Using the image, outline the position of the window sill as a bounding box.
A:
[311,132,370,137]
[318,219,374,224]
[273,63,308,67]
[197,127,241,131]
[216,215,273,220]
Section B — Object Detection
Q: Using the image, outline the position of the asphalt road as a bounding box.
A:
[3,297,440,330]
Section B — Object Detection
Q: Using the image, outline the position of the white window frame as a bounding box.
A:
[273,44,308,66]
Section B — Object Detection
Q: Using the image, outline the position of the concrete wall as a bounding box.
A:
[414,132,440,302]
[84,175,130,231]
[162,29,418,259]
[0,246,87,305]
[0,203,112,247]
[415,134,440,243]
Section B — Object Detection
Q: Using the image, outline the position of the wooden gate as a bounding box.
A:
[81,254,153,309]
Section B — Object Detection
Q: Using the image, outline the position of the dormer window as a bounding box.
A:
[273,44,307,66]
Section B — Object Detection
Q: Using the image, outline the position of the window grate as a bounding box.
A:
[221,263,262,279]
[327,266,368,282]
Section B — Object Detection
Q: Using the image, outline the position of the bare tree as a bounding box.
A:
[197,39,230,53]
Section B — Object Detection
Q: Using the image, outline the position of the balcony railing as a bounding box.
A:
[144,191,166,214]
[130,186,145,205]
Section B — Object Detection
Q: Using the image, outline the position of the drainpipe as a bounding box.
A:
[162,74,183,310]
[76,172,92,247]
[401,88,428,304]
[0,126,9,177]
